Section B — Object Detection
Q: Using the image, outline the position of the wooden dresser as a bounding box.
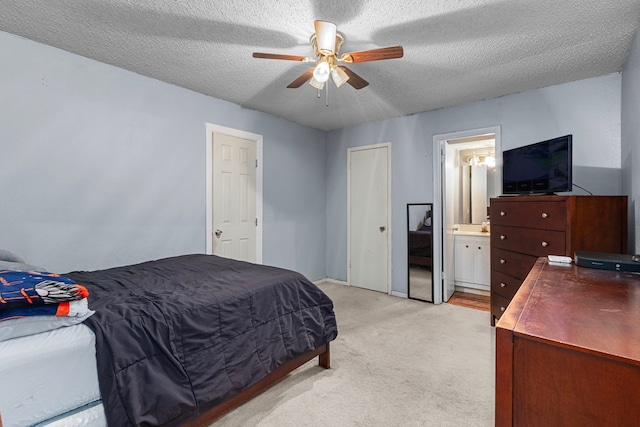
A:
[489,195,627,325]
[496,258,640,426]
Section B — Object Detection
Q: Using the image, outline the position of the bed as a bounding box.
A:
[0,253,338,427]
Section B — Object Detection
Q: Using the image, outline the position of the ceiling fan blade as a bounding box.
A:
[338,66,369,90]
[253,52,313,62]
[287,68,315,88]
[340,46,404,63]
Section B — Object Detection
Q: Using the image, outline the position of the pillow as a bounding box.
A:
[0,260,46,272]
[0,249,25,263]
[0,298,94,342]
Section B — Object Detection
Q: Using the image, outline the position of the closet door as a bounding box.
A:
[348,144,390,293]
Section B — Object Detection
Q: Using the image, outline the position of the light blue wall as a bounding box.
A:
[1,29,631,289]
[0,31,327,279]
[622,27,640,253]
[326,74,623,295]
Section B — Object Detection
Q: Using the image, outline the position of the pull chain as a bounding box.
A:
[325,83,329,107]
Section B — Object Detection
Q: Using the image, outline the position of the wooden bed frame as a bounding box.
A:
[183,342,330,426]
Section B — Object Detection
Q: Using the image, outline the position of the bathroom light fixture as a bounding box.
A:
[466,153,495,168]
[485,155,496,168]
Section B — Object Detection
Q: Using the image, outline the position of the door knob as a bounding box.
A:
[379,226,386,232]
[215,229,223,238]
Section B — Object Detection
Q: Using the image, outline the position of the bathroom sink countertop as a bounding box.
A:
[454,230,491,237]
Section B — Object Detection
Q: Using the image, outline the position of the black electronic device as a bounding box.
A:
[574,251,640,273]
[502,134,572,195]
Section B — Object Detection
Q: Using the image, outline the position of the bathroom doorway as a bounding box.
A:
[432,127,502,304]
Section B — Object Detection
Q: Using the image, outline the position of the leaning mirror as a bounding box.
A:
[407,203,433,302]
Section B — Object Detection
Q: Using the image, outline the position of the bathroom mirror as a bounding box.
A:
[456,146,498,224]
[407,203,433,302]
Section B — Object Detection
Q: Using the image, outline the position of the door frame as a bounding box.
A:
[347,142,392,294]
[205,123,263,263]
[432,126,501,304]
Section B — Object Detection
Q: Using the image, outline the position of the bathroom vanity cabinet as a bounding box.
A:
[454,234,490,290]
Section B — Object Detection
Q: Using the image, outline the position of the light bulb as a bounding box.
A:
[485,155,496,168]
[313,61,330,83]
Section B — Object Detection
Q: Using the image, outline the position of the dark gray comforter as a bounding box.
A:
[69,254,338,427]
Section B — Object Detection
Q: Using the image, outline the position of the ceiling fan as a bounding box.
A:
[253,20,403,90]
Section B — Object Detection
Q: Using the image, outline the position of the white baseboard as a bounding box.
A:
[454,285,490,296]
[391,291,408,298]
[313,279,407,299]
[313,278,348,286]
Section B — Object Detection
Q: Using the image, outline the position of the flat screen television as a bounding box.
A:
[502,134,572,195]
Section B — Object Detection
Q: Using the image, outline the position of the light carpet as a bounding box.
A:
[214,282,495,426]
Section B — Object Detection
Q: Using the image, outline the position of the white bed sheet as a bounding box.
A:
[0,324,101,427]
[35,401,106,427]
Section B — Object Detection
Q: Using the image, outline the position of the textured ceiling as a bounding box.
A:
[1,0,640,131]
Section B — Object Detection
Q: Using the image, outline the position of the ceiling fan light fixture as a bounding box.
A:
[253,20,403,93]
[312,61,331,83]
[314,20,337,55]
[331,66,350,87]
[309,77,325,90]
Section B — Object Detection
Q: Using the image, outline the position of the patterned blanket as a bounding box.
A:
[0,270,89,321]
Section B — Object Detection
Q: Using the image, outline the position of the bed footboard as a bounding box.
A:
[183,342,331,426]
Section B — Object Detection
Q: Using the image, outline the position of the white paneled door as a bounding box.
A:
[348,144,390,293]
[443,141,457,302]
[212,133,257,262]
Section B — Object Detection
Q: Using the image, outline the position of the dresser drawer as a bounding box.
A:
[491,247,538,279]
[491,225,566,257]
[491,292,512,322]
[491,200,566,230]
[491,269,522,300]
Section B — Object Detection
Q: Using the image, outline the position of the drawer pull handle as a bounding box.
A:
[478,246,481,250]
[500,306,506,312]
[500,211,506,216]
[500,235,506,240]
[465,245,469,248]
[500,259,506,264]
[500,282,506,288]
[541,241,549,247]
[542,212,548,219]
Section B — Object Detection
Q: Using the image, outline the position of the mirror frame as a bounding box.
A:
[407,203,433,302]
